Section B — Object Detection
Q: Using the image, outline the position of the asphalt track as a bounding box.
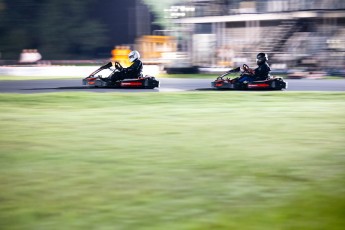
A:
[0,78,344,93]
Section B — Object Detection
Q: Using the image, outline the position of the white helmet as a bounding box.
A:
[128,50,140,62]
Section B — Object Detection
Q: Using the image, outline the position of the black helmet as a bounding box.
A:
[256,53,268,65]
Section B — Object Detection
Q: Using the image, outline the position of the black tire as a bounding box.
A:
[271,80,276,89]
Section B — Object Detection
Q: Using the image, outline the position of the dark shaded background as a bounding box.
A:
[0,0,159,59]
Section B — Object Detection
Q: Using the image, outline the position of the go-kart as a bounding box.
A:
[211,64,287,90]
[83,62,159,89]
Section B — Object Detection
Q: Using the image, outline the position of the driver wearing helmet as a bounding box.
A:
[237,53,271,83]
[103,50,143,83]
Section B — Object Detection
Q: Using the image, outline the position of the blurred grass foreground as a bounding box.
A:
[0,92,344,229]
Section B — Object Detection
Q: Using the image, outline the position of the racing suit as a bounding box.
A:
[238,62,271,83]
[253,62,271,80]
[109,59,143,82]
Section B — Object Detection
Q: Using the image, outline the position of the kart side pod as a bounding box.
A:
[83,76,159,89]
[211,77,287,90]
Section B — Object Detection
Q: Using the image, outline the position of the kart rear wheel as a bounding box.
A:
[271,80,276,89]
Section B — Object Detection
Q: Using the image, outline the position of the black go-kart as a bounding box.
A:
[211,64,287,90]
[83,62,159,89]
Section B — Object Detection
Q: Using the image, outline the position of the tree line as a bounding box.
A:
[0,0,108,59]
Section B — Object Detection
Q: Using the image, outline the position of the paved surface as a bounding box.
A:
[0,78,344,93]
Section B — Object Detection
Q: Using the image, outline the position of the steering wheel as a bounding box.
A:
[114,62,123,71]
[242,64,254,75]
[242,64,250,72]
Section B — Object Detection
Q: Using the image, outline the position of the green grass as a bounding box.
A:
[0,92,344,230]
[323,76,345,80]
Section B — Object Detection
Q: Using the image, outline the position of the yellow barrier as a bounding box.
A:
[111,46,131,67]
[136,35,177,60]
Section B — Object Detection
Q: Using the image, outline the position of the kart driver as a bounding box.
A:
[102,50,143,82]
[236,53,271,83]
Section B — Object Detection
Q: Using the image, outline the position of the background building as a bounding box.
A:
[167,0,345,73]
